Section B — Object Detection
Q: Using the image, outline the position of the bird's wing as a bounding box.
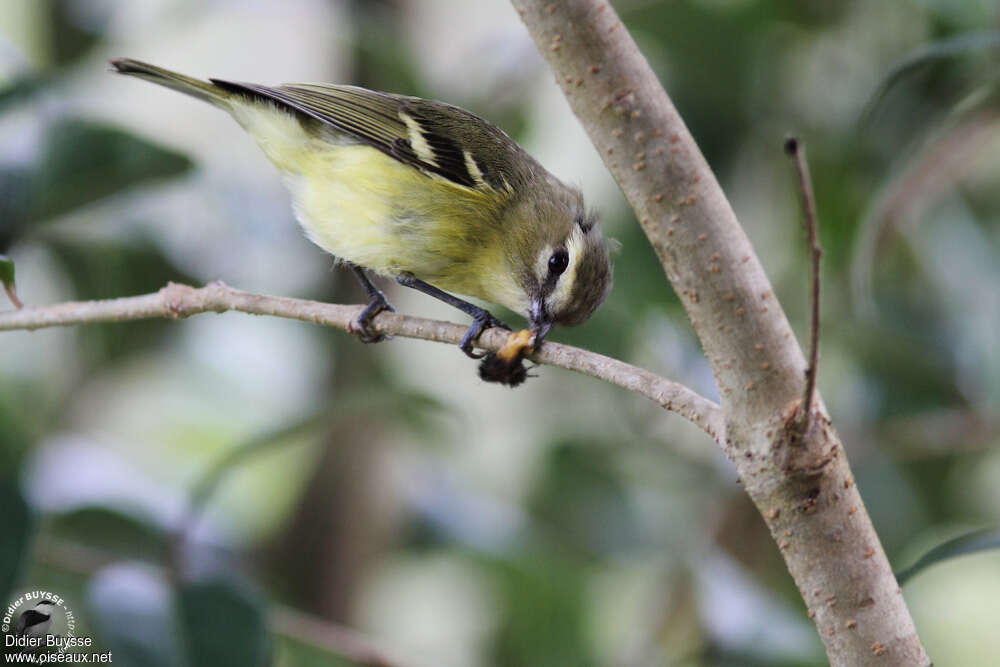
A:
[211,80,518,193]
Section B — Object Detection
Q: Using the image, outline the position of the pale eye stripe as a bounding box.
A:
[463,150,487,187]
[398,111,439,167]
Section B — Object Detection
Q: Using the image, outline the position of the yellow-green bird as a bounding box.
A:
[110,59,612,357]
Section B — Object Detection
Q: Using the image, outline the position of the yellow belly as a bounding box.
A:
[291,145,453,274]
[230,101,528,314]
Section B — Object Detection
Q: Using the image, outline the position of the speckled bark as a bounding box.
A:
[510,1,929,664]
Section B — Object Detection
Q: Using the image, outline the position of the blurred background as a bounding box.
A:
[1,1,999,665]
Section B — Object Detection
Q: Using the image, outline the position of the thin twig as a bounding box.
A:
[785,136,823,434]
[0,281,724,443]
[272,606,404,667]
[3,283,22,309]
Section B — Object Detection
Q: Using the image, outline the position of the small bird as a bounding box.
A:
[110,59,613,357]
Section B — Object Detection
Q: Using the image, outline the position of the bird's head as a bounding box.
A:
[506,187,613,340]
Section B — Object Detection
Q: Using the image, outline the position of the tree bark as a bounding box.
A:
[509,1,929,664]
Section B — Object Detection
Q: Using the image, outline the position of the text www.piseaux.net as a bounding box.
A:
[4,652,113,663]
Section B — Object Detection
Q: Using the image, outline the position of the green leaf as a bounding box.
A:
[0,255,14,291]
[0,476,34,604]
[49,506,167,563]
[0,169,32,249]
[275,636,358,667]
[27,118,193,223]
[860,30,1000,127]
[527,441,645,557]
[0,254,21,308]
[86,563,185,667]
[45,237,196,302]
[897,528,1000,585]
[48,0,113,65]
[179,577,272,667]
[490,558,595,667]
[0,76,46,113]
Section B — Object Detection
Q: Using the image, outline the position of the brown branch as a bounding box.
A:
[785,136,823,434]
[0,281,724,442]
[271,607,403,667]
[511,1,927,664]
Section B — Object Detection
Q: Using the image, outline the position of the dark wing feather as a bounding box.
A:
[211,79,519,191]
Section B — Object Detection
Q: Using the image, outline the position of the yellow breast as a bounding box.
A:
[229,101,529,315]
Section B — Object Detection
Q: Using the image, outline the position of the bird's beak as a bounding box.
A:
[530,298,553,346]
[533,320,553,345]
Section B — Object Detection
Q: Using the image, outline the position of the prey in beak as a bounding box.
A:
[477,297,552,388]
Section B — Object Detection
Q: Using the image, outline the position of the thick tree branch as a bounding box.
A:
[511,1,928,664]
[0,281,723,442]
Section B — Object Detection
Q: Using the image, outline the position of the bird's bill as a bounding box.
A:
[530,298,553,344]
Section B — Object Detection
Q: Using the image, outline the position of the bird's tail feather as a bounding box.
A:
[109,58,231,106]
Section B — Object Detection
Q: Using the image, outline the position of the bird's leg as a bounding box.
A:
[396,274,510,359]
[348,265,394,343]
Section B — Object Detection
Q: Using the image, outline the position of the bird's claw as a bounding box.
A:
[459,312,510,359]
[349,293,395,344]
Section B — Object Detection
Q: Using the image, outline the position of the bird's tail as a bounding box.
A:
[109,58,232,107]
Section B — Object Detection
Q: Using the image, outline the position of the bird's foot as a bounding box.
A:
[459,311,511,359]
[348,290,395,343]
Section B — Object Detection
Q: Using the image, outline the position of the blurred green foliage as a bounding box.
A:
[178,577,272,666]
[0,478,33,605]
[0,255,14,290]
[28,119,192,222]
[1,1,999,666]
[0,119,192,249]
[490,557,595,667]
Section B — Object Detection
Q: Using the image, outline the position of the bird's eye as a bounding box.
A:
[548,249,569,276]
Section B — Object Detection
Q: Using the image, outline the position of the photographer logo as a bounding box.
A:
[3,590,110,662]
